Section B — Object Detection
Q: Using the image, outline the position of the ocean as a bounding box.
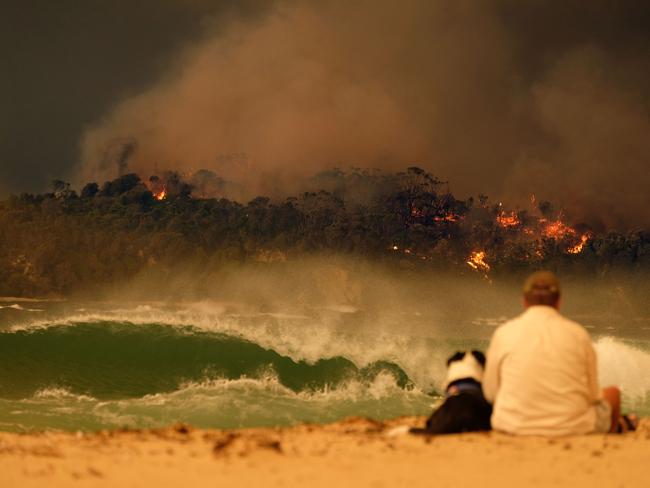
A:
[1,294,649,433]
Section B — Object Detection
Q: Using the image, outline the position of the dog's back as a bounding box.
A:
[412,350,492,435]
[424,379,492,434]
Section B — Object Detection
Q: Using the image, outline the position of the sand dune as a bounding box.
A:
[1,417,647,487]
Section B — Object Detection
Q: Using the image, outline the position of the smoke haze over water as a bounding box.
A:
[4,1,649,229]
[2,258,650,431]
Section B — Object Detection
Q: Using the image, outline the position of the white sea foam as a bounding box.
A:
[0,373,434,432]
[595,336,650,408]
[31,387,97,402]
[0,303,43,312]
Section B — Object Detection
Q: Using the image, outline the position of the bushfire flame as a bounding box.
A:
[496,211,520,228]
[394,197,594,266]
[567,234,590,254]
[154,187,167,200]
[467,251,490,272]
[411,207,461,223]
[541,219,576,239]
[433,214,461,223]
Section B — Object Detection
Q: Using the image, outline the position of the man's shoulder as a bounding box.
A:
[494,309,591,340]
[555,314,592,341]
[492,315,525,340]
[496,311,530,330]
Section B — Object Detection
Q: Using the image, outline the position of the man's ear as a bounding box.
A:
[446,351,466,366]
[471,350,486,368]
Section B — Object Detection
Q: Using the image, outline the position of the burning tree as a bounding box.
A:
[147,172,192,200]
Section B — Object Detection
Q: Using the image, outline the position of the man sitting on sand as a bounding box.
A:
[482,271,636,435]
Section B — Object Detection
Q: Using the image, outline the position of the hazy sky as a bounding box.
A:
[0,0,263,194]
[2,1,649,228]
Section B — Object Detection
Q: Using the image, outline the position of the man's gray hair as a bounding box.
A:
[523,271,561,306]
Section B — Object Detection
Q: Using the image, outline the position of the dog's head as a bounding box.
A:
[444,350,486,389]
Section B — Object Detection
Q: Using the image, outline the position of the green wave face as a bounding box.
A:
[0,321,434,432]
[0,322,413,400]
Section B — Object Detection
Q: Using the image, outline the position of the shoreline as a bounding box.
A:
[1,416,647,487]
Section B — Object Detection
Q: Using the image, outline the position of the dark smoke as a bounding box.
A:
[101,138,138,177]
[75,0,650,229]
[0,0,267,198]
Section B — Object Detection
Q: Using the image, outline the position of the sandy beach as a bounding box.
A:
[1,416,647,488]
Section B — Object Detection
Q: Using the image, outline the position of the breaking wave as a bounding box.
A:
[0,321,414,399]
[1,308,649,432]
[0,318,440,432]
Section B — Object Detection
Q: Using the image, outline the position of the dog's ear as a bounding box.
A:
[471,350,486,367]
[446,351,466,366]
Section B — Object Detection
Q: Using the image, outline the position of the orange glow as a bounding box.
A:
[154,187,167,201]
[568,234,590,254]
[466,251,490,272]
[496,211,520,228]
[433,213,461,222]
[541,219,576,239]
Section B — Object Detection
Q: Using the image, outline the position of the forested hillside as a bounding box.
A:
[1,168,648,296]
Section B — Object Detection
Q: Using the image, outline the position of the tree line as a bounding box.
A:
[0,167,647,296]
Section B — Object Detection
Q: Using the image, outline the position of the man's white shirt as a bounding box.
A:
[483,305,601,436]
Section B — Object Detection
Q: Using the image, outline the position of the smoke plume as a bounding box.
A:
[78,0,650,229]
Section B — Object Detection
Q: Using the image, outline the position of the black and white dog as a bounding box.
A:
[411,350,492,435]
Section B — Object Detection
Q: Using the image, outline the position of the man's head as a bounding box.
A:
[523,270,561,308]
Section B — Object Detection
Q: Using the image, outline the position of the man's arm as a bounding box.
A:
[482,329,502,404]
[585,335,601,403]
